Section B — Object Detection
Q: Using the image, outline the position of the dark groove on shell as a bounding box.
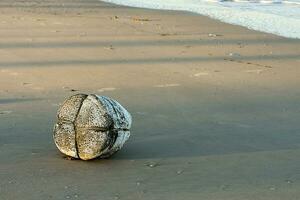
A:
[73,94,88,159]
[88,94,119,155]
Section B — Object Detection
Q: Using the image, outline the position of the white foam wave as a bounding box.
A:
[100,0,300,39]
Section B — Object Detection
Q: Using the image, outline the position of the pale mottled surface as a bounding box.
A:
[53,122,78,158]
[53,94,132,160]
[57,94,87,123]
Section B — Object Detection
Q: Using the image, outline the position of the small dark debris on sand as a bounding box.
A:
[160,33,177,36]
[132,17,152,22]
[208,33,223,37]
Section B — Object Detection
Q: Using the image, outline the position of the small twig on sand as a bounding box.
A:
[132,17,152,22]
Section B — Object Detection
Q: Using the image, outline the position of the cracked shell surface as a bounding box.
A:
[53,94,132,160]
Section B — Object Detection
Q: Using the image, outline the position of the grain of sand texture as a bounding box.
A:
[0,0,300,199]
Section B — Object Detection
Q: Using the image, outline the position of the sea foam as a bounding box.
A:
[100,0,300,39]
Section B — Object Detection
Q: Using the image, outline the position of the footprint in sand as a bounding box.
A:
[1,69,20,76]
[97,87,117,93]
[32,86,44,91]
[193,72,210,77]
[9,72,19,76]
[154,83,180,88]
[245,69,264,74]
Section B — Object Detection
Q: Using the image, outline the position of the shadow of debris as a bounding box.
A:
[86,86,300,161]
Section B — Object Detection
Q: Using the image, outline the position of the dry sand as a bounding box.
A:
[0,0,300,199]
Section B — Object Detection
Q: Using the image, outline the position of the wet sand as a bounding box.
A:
[1,0,300,199]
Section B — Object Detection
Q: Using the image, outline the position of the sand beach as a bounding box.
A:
[0,0,300,199]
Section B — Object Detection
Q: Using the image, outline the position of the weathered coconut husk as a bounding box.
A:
[53,94,132,160]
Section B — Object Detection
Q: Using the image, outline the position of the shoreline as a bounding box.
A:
[99,0,300,39]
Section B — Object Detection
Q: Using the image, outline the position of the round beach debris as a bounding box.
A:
[53,94,132,160]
